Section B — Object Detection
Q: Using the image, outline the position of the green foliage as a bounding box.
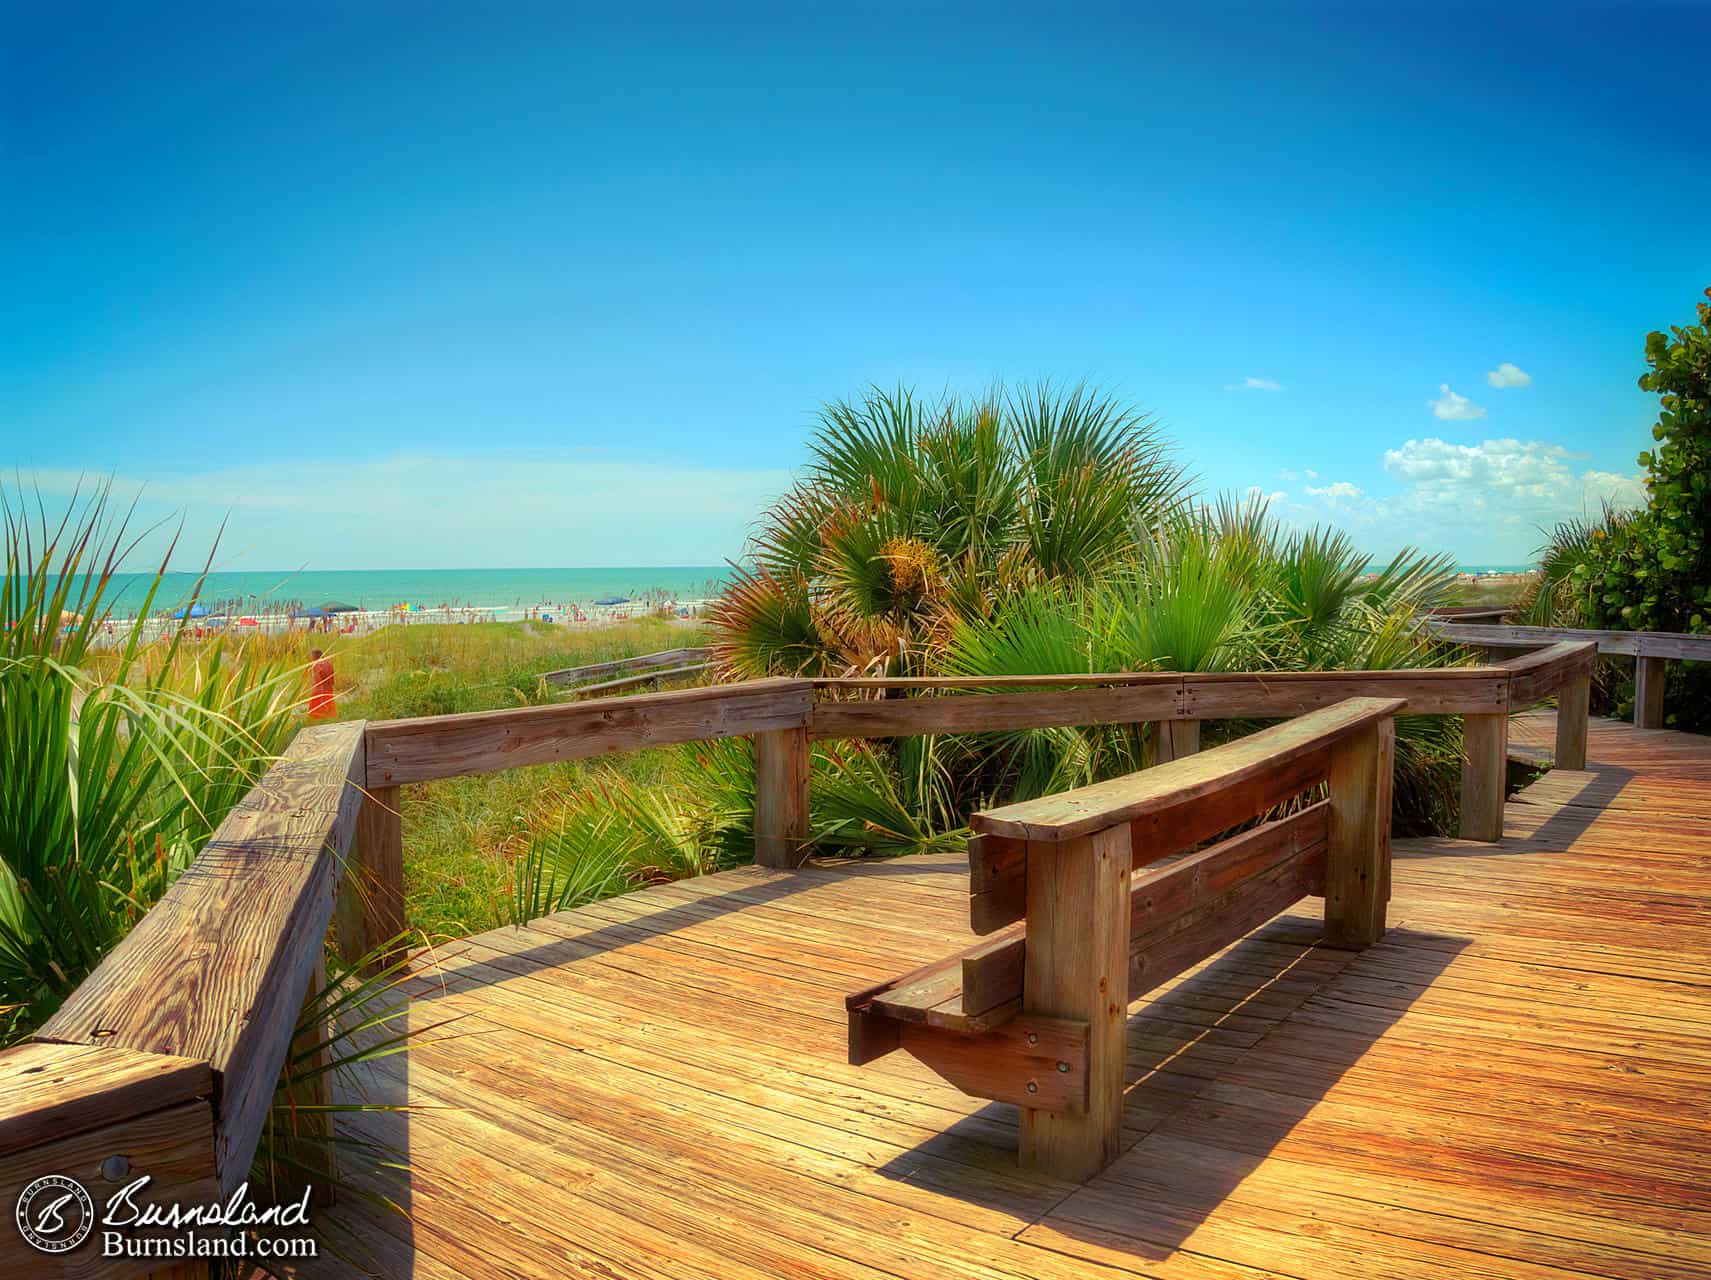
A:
[936,498,1463,832]
[711,382,1187,678]
[1548,286,1711,731]
[0,487,301,1039]
[1574,287,1711,636]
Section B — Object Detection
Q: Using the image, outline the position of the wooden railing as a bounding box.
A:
[1,723,366,1276]
[539,646,709,687]
[1427,621,1711,730]
[0,643,1602,1274]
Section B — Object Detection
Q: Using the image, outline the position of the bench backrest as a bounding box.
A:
[961,695,1403,1020]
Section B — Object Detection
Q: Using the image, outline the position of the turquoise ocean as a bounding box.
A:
[99,567,731,618]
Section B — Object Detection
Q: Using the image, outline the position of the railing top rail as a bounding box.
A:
[1498,639,1599,673]
[1427,620,1711,661]
[541,646,709,687]
[812,666,1503,691]
[971,696,1404,843]
[366,677,813,786]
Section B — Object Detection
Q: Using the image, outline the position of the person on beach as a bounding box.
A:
[308,648,336,720]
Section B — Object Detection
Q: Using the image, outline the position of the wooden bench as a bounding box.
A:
[846,695,1402,1181]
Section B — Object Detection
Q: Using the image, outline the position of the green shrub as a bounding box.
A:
[1571,285,1711,729]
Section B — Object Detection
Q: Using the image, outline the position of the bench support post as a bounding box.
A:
[1459,713,1507,843]
[1635,655,1667,730]
[754,727,811,868]
[335,784,405,972]
[1019,826,1132,1181]
[1556,670,1591,769]
[1325,720,1393,947]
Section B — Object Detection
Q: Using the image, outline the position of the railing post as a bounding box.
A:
[277,955,337,1207]
[336,783,405,971]
[1324,718,1393,946]
[1460,713,1508,842]
[1019,824,1131,1181]
[1149,719,1200,764]
[754,727,811,868]
[1635,655,1668,730]
[1556,668,1591,769]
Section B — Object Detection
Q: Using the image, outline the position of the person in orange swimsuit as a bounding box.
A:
[308,648,336,719]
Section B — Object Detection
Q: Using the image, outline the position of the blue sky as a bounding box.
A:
[5,2,1707,569]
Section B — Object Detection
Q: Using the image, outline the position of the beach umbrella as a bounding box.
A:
[237,616,259,627]
[172,604,209,620]
[291,607,328,620]
[321,601,360,613]
[594,596,630,606]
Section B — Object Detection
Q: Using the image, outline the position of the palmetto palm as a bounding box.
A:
[710,383,1187,678]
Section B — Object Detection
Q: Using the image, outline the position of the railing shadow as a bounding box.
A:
[407,854,968,998]
[876,918,1467,1263]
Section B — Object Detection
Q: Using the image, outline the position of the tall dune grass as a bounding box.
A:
[0,486,303,1040]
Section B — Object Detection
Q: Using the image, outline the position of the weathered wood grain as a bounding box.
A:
[1635,654,1668,730]
[1459,712,1507,842]
[967,834,1026,934]
[809,684,1182,740]
[540,647,709,686]
[973,697,1403,842]
[0,1099,218,1280]
[1503,640,1597,706]
[367,679,813,785]
[1428,620,1711,661]
[1323,720,1392,947]
[961,806,1333,1020]
[1180,670,1507,717]
[1128,843,1325,998]
[753,726,811,869]
[1554,669,1590,771]
[899,1016,1089,1115]
[334,783,403,972]
[38,721,366,1195]
[1149,718,1200,764]
[1019,825,1132,1180]
[0,1044,211,1159]
[812,673,1185,691]
[571,662,712,698]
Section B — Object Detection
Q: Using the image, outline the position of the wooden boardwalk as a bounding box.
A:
[311,713,1711,1280]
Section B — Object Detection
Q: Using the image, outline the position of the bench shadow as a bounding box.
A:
[875,919,1468,1262]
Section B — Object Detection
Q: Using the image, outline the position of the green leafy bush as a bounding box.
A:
[1571,285,1711,728]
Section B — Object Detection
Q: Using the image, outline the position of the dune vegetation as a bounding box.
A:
[6,385,1479,1003]
[517,385,1470,921]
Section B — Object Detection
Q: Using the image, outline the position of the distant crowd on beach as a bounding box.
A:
[93,594,714,648]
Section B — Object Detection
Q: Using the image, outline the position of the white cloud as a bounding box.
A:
[17,452,796,571]
[1428,384,1487,421]
[1486,362,1532,389]
[1259,436,1644,562]
[1303,480,1364,508]
[1226,376,1282,391]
